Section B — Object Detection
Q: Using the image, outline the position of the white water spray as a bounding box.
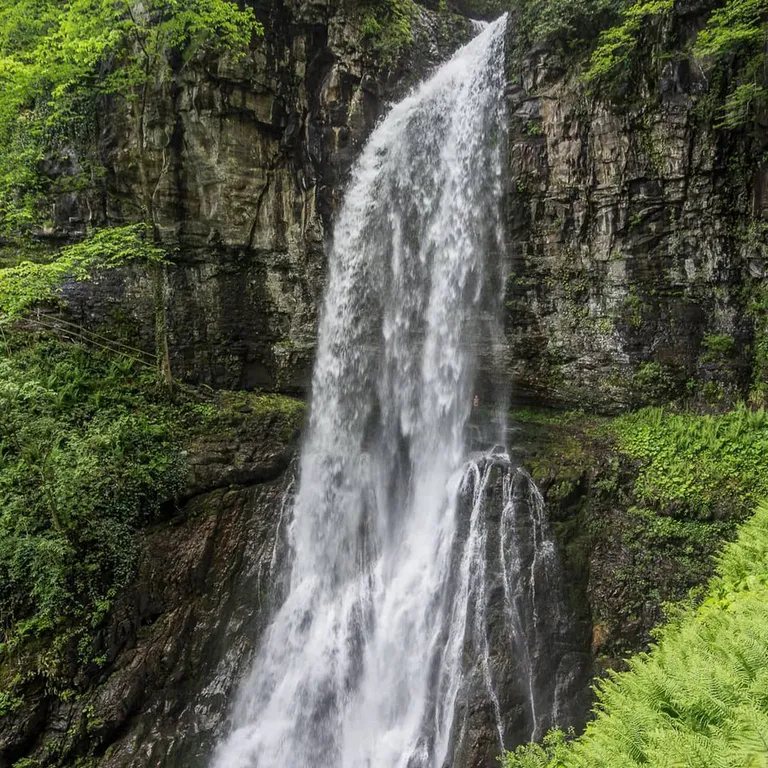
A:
[213,19,508,768]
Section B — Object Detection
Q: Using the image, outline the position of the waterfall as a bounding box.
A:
[212,18,513,768]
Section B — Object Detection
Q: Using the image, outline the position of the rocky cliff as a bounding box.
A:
[1,3,481,767]
[65,1,767,414]
[3,1,767,766]
[63,0,473,394]
[503,16,768,411]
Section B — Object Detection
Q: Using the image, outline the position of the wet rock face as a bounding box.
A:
[448,460,592,768]
[64,0,472,394]
[502,35,768,412]
[94,478,294,768]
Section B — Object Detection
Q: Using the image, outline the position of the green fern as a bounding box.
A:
[504,503,768,768]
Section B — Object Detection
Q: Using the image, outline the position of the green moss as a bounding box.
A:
[744,281,768,404]
[201,390,306,441]
[608,403,768,518]
[509,408,589,427]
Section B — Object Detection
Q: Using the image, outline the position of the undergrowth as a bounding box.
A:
[608,403,768,518]
[515,403,768,659]
[0,330,305,700]
[0,333,190,675]
[504,501,768,768]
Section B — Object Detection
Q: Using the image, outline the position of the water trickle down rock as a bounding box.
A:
[446,456,592,768]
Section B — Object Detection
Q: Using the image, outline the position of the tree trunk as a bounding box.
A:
[133,94,173,390]
[152,262,173,391]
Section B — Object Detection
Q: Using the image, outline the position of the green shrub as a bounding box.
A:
[745,281,768,404]
[0,334,187,662]
[693,0,768,129]
[514,0,627,55]
[0,224,166,322]
[630,361,679,405]
[701,332,736,363]
[608,403,768,518]
[359,0,415,62]
[583,0,673,90]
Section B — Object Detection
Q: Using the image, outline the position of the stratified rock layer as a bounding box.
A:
[502,40,768,410]
[64,0,472,394]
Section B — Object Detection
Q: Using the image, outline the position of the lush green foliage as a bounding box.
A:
[693,0,768,128]
[506,0,627,57]
[0,333,191,664]
[0,330,305,717]
[745,280,768,403]
[609,404,768,517]
[583,0,673,88]
[359,0,416,62]
[0,224,165,322]
[576,0,768,127]
[0,0,262,236]
[505,501,768,768]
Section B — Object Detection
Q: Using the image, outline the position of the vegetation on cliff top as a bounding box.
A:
[359,0,416,61]
[504,500,768,767]
[0,0,262,237]
[0,0,263,386]
[489,0,768,129]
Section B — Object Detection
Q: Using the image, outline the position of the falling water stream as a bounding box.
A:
[211,17,572,768]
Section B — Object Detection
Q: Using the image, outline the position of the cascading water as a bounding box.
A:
[211,17,581,768]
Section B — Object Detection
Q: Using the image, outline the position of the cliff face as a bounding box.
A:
[503,33,768,411]
[0,4,478,767]
[0,397,302,768]
[66,2,767,412]
[65,0,472,393]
